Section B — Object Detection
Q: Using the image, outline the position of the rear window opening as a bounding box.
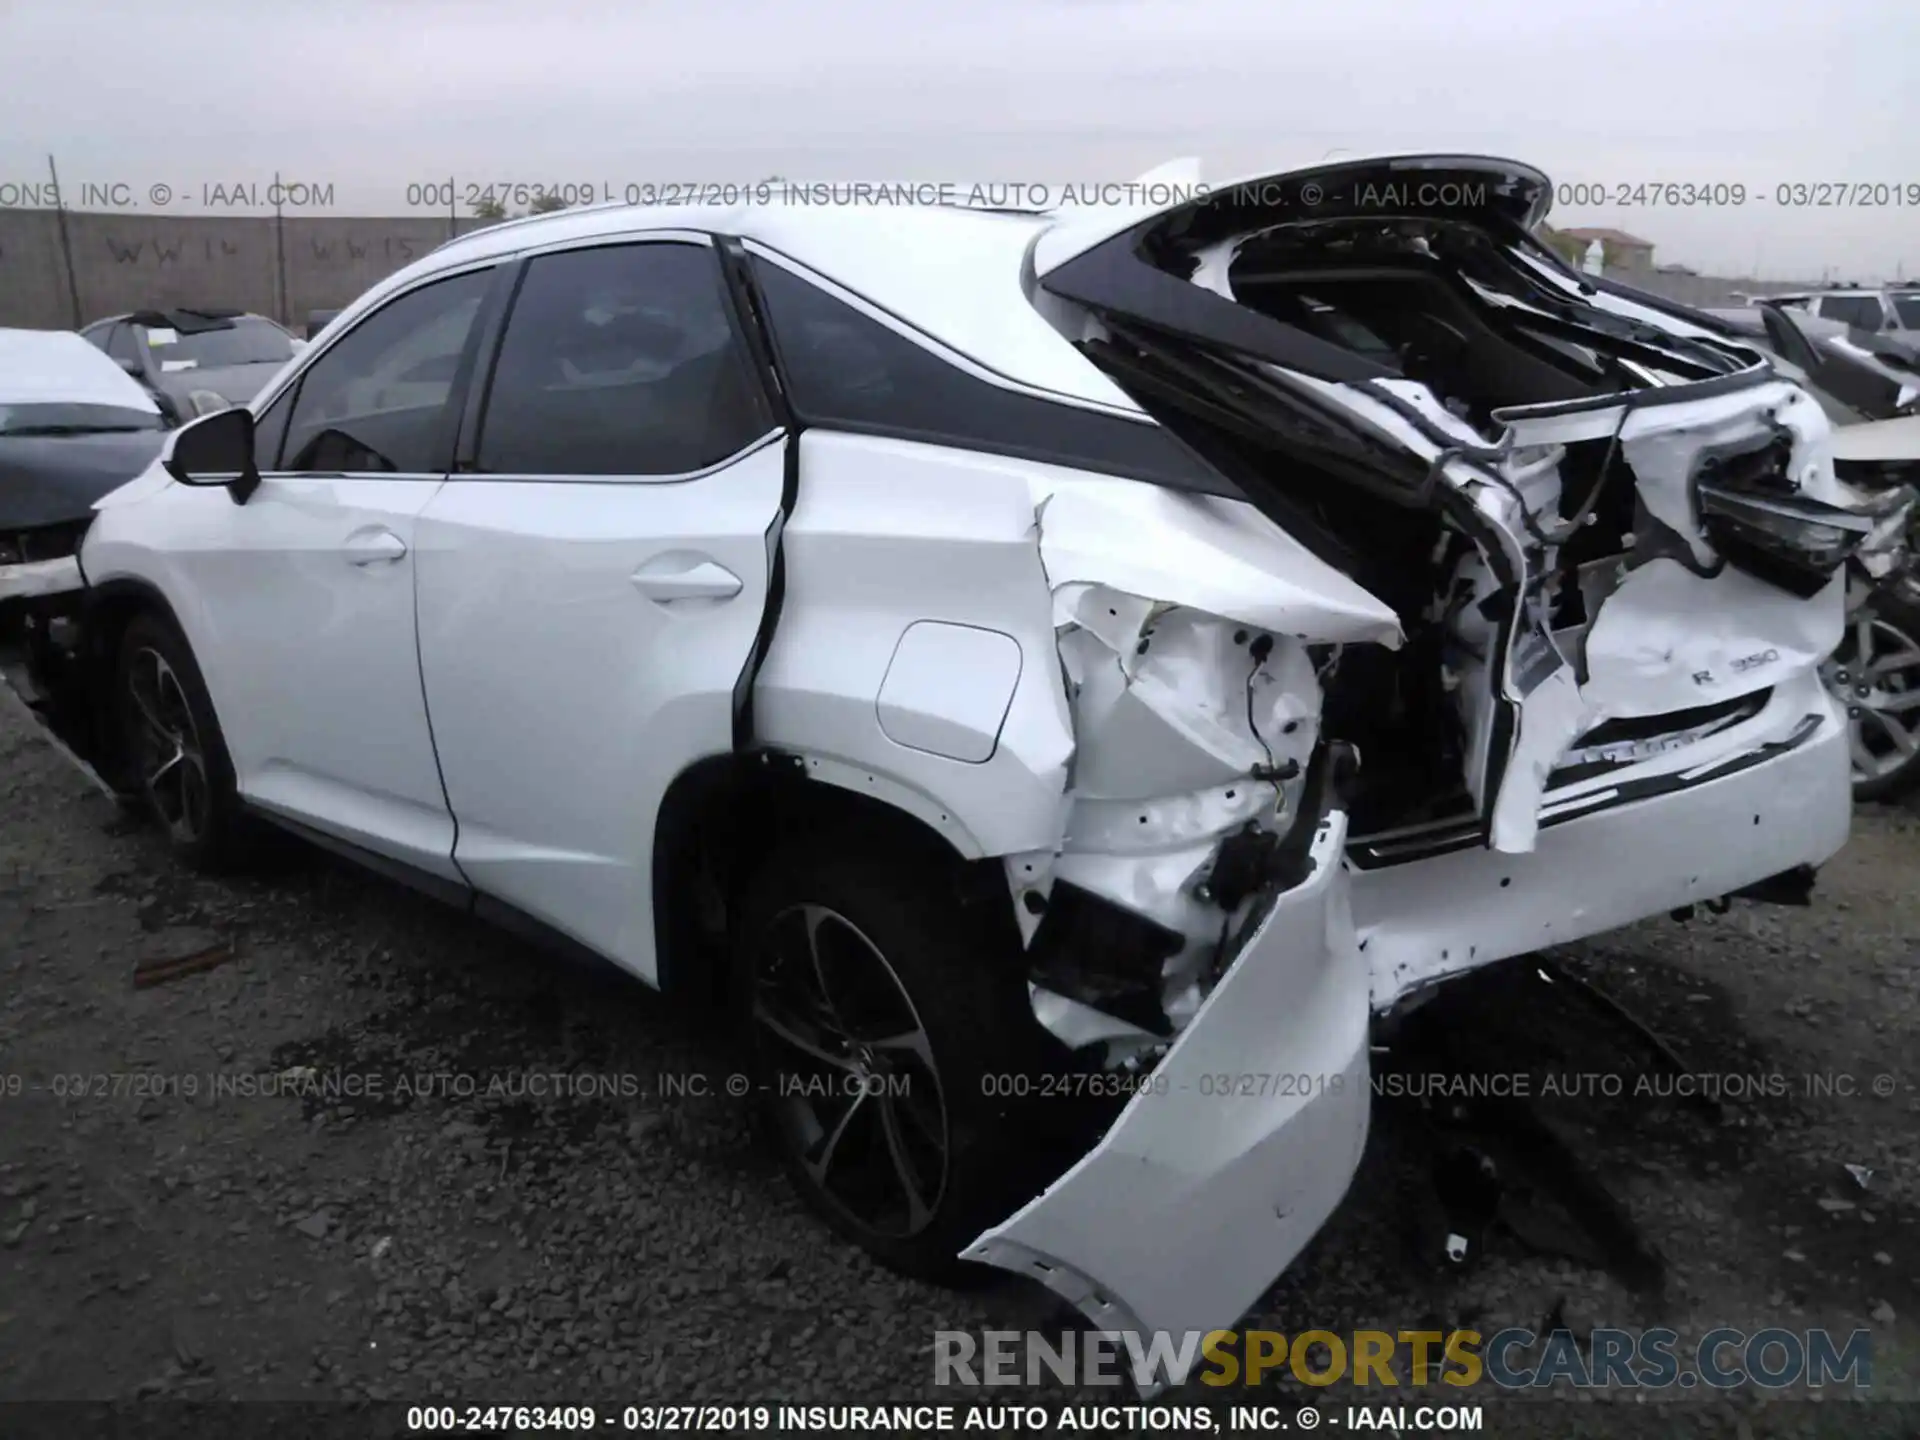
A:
[1216,219,1726,435]
[1063,214,1785,846]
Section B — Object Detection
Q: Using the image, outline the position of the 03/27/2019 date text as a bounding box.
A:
[1555,181,1920,207]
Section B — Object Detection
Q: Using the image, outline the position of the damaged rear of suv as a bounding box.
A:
[953,155,1907,1340]
[27,160,1904,1372]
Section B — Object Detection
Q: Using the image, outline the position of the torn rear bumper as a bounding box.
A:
[964,811,1370,1344]
[1353,677,1850,1009]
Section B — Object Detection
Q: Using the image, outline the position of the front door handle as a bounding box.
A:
[631,555,743,602]
[345,529,408,566]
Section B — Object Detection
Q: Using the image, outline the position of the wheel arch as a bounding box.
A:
[73,576,192,788]
[650,749,998,1004]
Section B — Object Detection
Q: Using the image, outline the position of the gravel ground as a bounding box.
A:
[1,684,1916,1439]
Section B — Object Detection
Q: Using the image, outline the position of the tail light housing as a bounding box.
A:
[1693,438,1914,598]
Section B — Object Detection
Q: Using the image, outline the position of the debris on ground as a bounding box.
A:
[132,938,236,989]
[3,691,1917,1415]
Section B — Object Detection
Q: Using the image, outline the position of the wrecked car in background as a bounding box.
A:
[1657,296,1920,796]
[0,328,168,722]
[7,155,1910,1357]
[79,308,302,426]
[1824,413,1920,797]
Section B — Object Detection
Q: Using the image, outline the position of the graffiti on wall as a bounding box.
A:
[103,236,246,264]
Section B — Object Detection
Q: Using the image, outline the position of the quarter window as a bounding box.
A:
[281,269,491,474]
[745,252,1231,492]
[474,242,767,477]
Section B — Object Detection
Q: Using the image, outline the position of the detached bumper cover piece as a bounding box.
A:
[965,812,1369,1343]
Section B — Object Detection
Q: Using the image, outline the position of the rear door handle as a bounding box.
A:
[631,555,743,602]
[345,529,408,566]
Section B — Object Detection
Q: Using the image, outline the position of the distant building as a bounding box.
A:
[1559,227,1657,270]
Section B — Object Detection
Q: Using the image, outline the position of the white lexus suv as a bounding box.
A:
[13,155,1909,1353]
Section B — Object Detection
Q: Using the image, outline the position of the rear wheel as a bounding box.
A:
[1825,592,1920,802]
[113,612,253,870]
[731,840,1045,1281]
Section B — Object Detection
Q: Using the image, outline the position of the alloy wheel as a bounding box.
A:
[125,645,212,844]
[1823,608,1920,786]
[748,903,949,1239]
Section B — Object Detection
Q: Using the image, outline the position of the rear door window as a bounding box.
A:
[474,241,768,477]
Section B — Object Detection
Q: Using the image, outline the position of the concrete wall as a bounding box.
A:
[1601,267,1816,311]
[0,209,488,330]
[0,205,1824,332]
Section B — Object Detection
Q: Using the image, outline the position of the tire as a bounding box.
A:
[1834,591,1920,803]
[112,611,254,870]
[730,838,1050,1282]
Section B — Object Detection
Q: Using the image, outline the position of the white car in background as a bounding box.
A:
[13,154,1910,1355]
[0,328,168,603]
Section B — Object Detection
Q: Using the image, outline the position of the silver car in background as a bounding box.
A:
[79,308,303,426]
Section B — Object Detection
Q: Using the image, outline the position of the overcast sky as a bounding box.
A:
[3,0,1917,277]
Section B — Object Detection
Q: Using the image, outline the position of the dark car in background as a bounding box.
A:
[1705,299,1920,422]
[0,328,170,728]
[78,308,303,427]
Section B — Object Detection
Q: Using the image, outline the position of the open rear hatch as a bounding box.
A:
[962,156,1909,1364]
[1032,154,1910,858]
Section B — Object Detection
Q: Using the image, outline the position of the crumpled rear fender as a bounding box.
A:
[965,812,1369,1361]
[752,430,1401,875]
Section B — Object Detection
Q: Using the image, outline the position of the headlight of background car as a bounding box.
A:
[189,390,232,417]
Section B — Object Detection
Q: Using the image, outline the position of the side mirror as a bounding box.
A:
[162,406,260,505]
[115,356,144,378]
